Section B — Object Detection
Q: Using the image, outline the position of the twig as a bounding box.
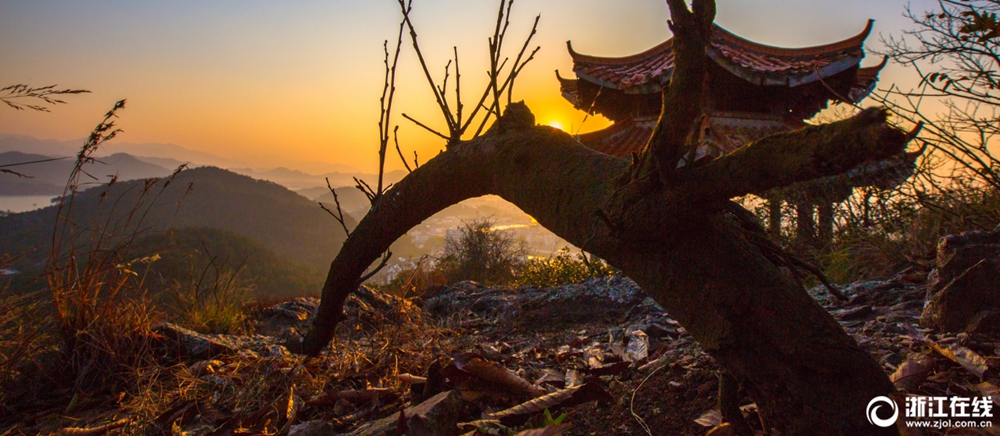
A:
[354,177,377,204]
[0,168,30,178]
[397,0,456,130]
[454,46,463,131]
[402,113,450,140]
[1,84,89,112]
[393,126,412,173]
[321,177,352,237]
[0,156,70,169]
[357,250,392,285]
[376,13,407,199]
[630,362,664,436]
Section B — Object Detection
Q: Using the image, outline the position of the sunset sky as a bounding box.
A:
[1,0,938,173]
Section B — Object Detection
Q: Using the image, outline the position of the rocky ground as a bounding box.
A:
[5,233,1000,435]
[3,275,1000,435]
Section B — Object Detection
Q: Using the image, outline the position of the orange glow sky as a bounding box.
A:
[1,0,938,173]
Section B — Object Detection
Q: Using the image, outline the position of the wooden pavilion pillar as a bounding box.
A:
[767,198,782,236]
[795,200,816,249]
[817,201,835,248]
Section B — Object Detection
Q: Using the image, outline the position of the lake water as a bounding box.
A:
[0,195,58,214]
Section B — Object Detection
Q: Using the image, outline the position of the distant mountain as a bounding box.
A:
[101,141,248,168]
[0,167,355,281]
[133,155,193,171]
[0,151,173,195]
[233,167,407,191]
[286,160,360,175]
[0,134,247,168]
[0,135,74,157]
[296,186,330,201]
[316,187,373,219]
[0,134,362,178]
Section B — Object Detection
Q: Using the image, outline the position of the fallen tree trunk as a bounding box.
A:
[289,0,916,433]
[290,103,909,434]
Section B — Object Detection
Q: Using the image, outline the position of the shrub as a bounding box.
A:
[819,179,1000,283]
[163,262,254,335]
[439,217,527,286]
[512,248,618,288]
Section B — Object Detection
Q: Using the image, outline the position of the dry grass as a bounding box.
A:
[0,273,468,434]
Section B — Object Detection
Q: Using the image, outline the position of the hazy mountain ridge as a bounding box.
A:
[0,134,245,168]
[232,166,408,191]
[0,134,361,176]
[0,151,173,195]
[0,167,355,283]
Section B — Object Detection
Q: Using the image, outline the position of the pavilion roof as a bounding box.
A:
[577,113,798,158]
[565,20,875,94]
[576,117,656,156]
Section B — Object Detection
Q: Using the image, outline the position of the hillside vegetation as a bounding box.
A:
[136,227,324,302]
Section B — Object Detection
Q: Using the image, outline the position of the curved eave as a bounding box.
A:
[707,20,873,87]
[712,19,873,58]
[567,39,673,66]
[556,70,581,107]
[565,20,873,64]
[856,55,888,83]
[567,20,874,91]
[848,56,889,102]
[707,49,862,87]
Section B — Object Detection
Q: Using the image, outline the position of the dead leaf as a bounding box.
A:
[927,341,989,378]
[905,325,989,379]
[626,330,648,362]
[452,352,546,399]
[585,360,629,377]
[890,353,936,388]
[57,419,128,436]
[695,409,724,427]
[307,388,398,409]
[704,423,735,436]
[973,381,1000,407]
[397,373,427,384]
[276,387,303,436]
[488,383,612,426]
[564,369,584,388]
[534,369,565,388]
[513,424,572,436]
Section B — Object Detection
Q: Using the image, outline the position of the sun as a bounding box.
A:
[547,121,565,131]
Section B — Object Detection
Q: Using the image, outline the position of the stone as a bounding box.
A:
[348,390,467,436]
[921,226,1000,332]
[153,322,240,360]
[423,276,665,330]
[153,322,290,360]
[263,297,319,322]
[289,420,337,436]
